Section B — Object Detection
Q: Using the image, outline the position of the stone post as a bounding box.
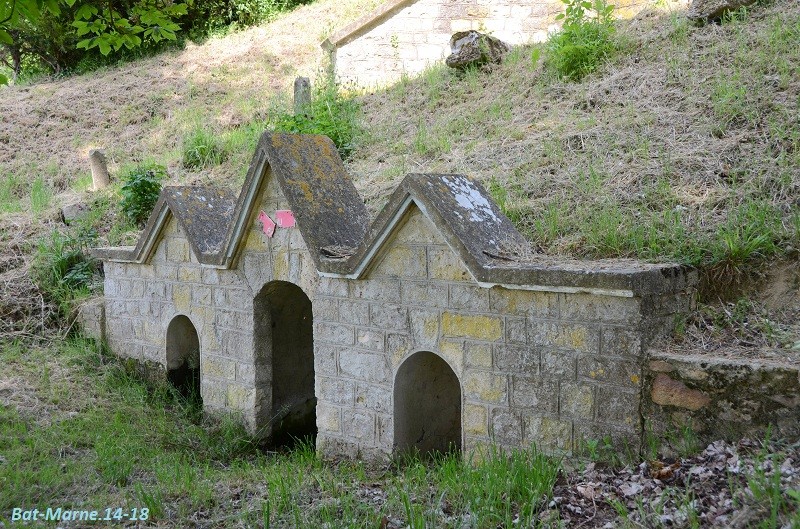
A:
[293,77,311,117]
[89,149,110,190]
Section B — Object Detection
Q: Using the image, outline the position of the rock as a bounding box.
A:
[60,201,88,224]
[445,31,510,70]
[651,373,711,411]
[687,0,756,22]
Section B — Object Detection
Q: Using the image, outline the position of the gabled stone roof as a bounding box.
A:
[93,131,692,296]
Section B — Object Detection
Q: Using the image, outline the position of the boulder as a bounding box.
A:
[687,0,756,22]
[61,201,89,225]
[445,31,510,70]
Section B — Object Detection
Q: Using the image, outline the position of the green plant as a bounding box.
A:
[120,163,165,226]
[270,77,361,158]
[32,228,99,318]
[546,0,618,81]
[182,128,227,169]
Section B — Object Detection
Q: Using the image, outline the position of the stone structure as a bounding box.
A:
[321,0,656,87]
[91,132,696,461]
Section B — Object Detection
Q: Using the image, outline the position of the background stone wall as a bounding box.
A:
[331,0,649,87]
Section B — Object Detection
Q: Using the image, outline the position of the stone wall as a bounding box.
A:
[313,206,691,460]
[102,173,319,433]
[327,0,651,87]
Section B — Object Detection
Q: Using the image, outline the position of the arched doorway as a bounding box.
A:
[394,351,462,456]
[254,281,315,446]
[166,315,201,404]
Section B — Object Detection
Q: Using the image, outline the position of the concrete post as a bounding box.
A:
[293,77,311,117]
[89,149,110,190]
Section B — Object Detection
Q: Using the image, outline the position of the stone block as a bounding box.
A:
[400,280,449,308]
[338,300,370,325]
[541,349,576,378]
[595,387,639,427]
[370,304,409,331]
[203,356,236,380]
[601,328,642,357]
[490,408,522,445]
[464,403,489,436]
[317,376,354,406]
[464,370,508,404]
[441,313,503,341]
[650,374,710,411]
[317,402,342,433]
[227,384,256,410]
[202,383,227,408]
[372,245,427,278]
[355,383,391,413]
[489,288,558,318]
[560,293,641,324]
[377,414,393,446]
[511,375,559,413]
[342,410,375,445]
[317,277,349,298]
[166,238,190,262]
[523,415,572,452]
[387,333,411,367]
[505,317,526,344]
[352,278,401,303]
[191,285,212,306]
[202,267,221,285]
[448,284,489,311]
[172,284,191,312]
[428,247,472,281]
[559,382,594,418]
[339,350,390,384]
[243,253,271,294]
[465,342,492,368]
[578,355,642,387]
[236,362,269,385]
[178,265,201,283]
[315,322,354,345]
[313,298,339,322]
[357,329,385,352]
[494,344,538,373]
[438,339,464,374]
[315,344,339,375]
[529,321,598,353]
[409,309,439,347]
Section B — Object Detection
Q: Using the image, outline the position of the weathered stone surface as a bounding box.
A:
[61,201,89,225]
[687,0,755,22]
[651,373,711,411]
[445,31,510,69]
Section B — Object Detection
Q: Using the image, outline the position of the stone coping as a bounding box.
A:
[320,0,417,50]
[92,132,693,297]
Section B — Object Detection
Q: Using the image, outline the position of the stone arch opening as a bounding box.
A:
[394,351,462,456]
[254,281,316,446]
[166,315,202,404]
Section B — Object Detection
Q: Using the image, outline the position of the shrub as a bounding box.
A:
[182,128,227,169]
[547,0,618,81]
[270,78,361,158]
[120,163,165,226]
[33,228,99,317]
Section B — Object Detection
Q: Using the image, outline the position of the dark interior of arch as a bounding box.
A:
[254,281,316,447]
[166,315,202,404]
[394,351,461,456]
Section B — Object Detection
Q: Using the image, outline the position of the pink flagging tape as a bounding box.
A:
[275,210,296,228]
[257,210,276,237]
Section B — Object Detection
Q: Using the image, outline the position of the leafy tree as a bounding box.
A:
[0,0,189,84]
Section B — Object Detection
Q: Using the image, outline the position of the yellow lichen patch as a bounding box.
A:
[442,313,502,341]
[172,284,191,312]
[630,374,640,385]
[551,326,588,350]
[464,404,489,436]
[245,229,268,252]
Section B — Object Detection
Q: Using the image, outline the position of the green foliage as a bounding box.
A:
[270,78,361,158]
[120,163,165,226]
[32,228,98,317]
[546,0,618,81]
[182,128,226,169]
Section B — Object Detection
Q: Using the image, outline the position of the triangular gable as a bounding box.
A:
[93,132,689,296]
